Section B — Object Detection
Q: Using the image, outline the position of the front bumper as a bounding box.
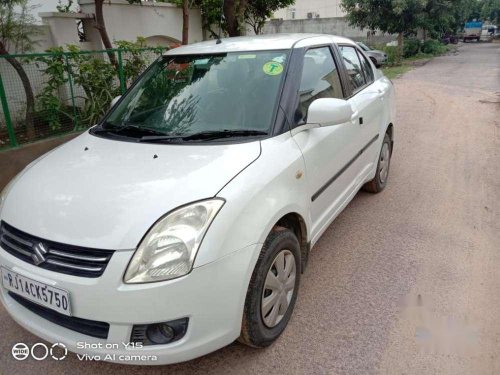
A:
[0,243,260,365]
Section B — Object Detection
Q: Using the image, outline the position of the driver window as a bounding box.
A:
[296,47,343,124]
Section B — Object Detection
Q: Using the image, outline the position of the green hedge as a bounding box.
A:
[421,40,447,55]
[404,39,421,58]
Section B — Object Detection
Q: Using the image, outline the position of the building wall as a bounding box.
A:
[260,18,395,44]
[273,0,346,20]
[78,0,203,46]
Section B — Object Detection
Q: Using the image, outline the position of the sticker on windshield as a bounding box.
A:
[263,61,284,76]
[238,54,256,59]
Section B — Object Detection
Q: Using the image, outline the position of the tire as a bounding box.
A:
[239,229,301,348]
[363,133,392,193]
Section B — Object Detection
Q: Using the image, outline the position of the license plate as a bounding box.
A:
[1,267,71,316]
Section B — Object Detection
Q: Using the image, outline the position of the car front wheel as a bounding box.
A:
[239,229,301,348]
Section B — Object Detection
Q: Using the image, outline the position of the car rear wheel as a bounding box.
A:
[363,133,392,193]
[239,229,301,348]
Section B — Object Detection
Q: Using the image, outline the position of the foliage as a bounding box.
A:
[32,44,166,131]
[480,0,500,23]
[115,37,165,84]
[421,39,446,54]
[0,0,37,53]
[382,45,401,65]
[245,0,295,34]
[341,0,426,36]
[0,0,37,140]
[403,38,421,57]
[341,0,497,45]
[56,0,74,13]
[30,47,72,130]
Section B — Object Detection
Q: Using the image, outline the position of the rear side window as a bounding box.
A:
[296,47,343,124]
[358,50,374,83]
[339,46,365,92]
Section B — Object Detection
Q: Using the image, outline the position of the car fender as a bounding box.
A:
[194,131,311,267]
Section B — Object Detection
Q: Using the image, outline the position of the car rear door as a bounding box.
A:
[338,45,385,183]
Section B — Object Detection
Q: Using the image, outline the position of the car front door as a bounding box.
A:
[291,46,362,243]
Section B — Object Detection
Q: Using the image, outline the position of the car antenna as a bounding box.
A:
[216,0,224,44]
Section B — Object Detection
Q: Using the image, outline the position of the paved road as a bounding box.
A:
[0,42,499,375]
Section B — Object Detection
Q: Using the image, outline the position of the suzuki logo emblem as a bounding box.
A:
[31,242,48,266]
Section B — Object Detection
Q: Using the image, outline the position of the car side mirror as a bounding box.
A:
[110,96,121,109]
[307,98,354,126]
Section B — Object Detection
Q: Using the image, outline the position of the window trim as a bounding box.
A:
[356,48,374,85]
[291,44,347,128]
[338,44,376,98]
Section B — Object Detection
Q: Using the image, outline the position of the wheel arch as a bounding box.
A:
[386,122,394,154]
[273,212,310,273]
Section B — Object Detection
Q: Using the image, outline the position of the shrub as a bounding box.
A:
[403,39,421,58]
[421,40,447,55]
[383,46,401,65]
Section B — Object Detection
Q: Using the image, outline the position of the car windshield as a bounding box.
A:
[99,50,289,141]
[357,42,371,51]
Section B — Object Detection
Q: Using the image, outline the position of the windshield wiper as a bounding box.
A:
[139,129,268,142]
[94,123,167,137]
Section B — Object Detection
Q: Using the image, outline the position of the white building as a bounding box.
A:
[273,0,345,20]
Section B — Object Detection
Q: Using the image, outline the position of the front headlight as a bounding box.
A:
[124,199,225,283]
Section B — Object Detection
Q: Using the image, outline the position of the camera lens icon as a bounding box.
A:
[11,343,30,361]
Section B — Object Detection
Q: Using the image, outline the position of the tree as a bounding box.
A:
[0,0,36,140]
[223,0,248,36]
[480,0,500,23]
[245,0,294,34]
[170,0,194,45]
[182,0,189,44]
[195,0,227,39]
[94,0,117,65]
[421,0,454,38]
[341,0,427,58]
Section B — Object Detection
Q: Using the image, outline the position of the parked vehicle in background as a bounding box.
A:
[0,33,395,365]
[440,34,459,45]
[481,24,497,41]
[356,42,387,67]
[463,21,483,42]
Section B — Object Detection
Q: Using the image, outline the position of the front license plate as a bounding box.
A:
[1,267,71,316]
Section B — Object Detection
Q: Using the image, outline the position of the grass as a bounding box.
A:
[381,65,413,79]
[380,44,454,79]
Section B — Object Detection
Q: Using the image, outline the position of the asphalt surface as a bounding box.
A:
[0,42,499,375]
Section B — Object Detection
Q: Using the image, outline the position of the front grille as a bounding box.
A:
[8,292,110,339]
[0,221,114,278]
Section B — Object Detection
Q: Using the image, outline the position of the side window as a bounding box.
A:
[296,47,343,124]
[358,50,374,83]
[339,46,366,92]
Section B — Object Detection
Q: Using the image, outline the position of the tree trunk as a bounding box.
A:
[94,0,117,66]
[0,42,35,140]
[182,0,189,45]
[223,0,248,37]
[397,32,404,64]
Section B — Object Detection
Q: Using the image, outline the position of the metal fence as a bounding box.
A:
[0,47,167,150]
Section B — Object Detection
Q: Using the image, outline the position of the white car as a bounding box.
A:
[0,34,395,365]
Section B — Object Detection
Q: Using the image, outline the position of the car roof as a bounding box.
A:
[165,33,356,55]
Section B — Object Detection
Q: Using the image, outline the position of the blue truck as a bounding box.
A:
[463,21,483,42]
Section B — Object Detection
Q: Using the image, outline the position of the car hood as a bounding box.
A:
[1,132,261,250]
